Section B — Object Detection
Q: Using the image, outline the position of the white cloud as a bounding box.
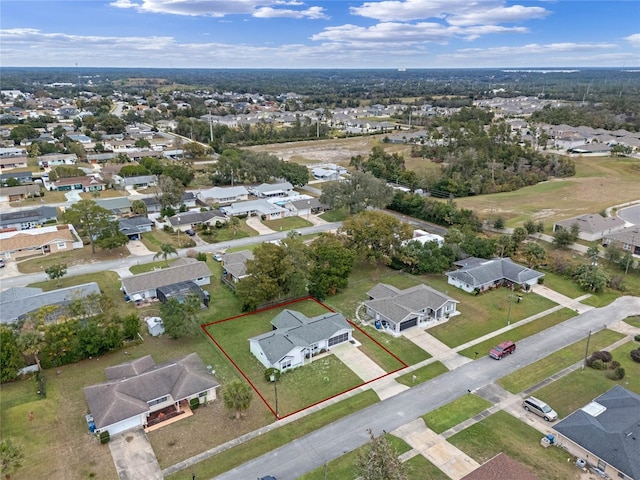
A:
[107,0,326,18]
[625,33,640,48]
[312,22,456,44]
[445,5,549,26]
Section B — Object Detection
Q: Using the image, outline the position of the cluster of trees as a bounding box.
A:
[206,149,309,187]
[119,156,194,186]
[531,100,640,133]
[349,146,418,188]
[320,171,394,214]
[0,295,141,381]
[389,191,482,232]
[61,199,129,253]
[236,232,355,310]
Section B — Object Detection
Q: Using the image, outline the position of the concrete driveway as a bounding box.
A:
[108,429,162,480]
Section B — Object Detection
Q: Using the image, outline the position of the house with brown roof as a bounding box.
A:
[461,453,539,480]
[553,214,626,242]
[84,353,219,436]
[0,224,83,260]
[0,184,42,202]
[120,257,212,300]
[53,175,106,193]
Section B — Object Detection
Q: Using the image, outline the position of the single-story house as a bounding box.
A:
[0,157,29,172]
[181,192,197,208]
[0,184,42,202]
[142,197,162,213]
[249,182,294,198]
[84,353,219,436]
[95,197,132,216]
[37,153,77,167]
[569,143,612,156]
[221,250,254,286]
[249,310,353,371]
[285,198,326,217]
[168,210,227,231]
[53,176,106,193]
[118,216,153,240]
[221,199,287,220]
[121,257,212,300]
[461,453,540,480]
[311,167,340,181]
[0,224,83,260]
[553,214,626,242]
[0,282,101,324]
[0,206,57,231]
[364,283,459,334]
[0,170,35,186]
[553,386,640,480]
[603,225,640,255]
[156,281,209,307]
[0,147,27,158]
[87,152,117,164]
[446,257,544,293]
[112,174,157,191]
[198,186,249,205]
[406,229,445,247]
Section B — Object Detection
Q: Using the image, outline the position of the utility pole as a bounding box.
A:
[208,108,213,144]
[583,330,592,369]
[506,284,514,326]
[625,235,636,275]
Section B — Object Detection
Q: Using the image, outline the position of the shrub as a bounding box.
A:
[630,349,640,363]
[196,252,207,262]
[189,397,200,410]
[591,351,612,362]
[634,334,640,342]
[588,359,606,370]
[608,360,621,370]
[99,431,110,444]
[606,367,625,380]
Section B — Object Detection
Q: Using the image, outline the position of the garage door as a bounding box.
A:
[399,317,418,331]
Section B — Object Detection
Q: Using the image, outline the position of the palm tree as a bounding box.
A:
[223,379,253,420]
[17,330,45,372]
[154,243,178,266]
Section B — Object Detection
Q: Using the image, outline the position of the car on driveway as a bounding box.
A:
[489,340,516,359]
[185,229,196,236]
[522,396,558,421]
[213,252,223,262]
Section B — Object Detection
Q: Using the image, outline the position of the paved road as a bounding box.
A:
[215,296,640,480]
[619,203,640,225]
[0,223,340,290]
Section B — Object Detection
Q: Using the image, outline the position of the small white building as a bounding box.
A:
[145,317,164,337]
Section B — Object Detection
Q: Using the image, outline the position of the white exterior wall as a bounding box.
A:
[101,414,145,436]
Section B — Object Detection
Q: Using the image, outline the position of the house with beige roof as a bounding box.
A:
[0,224,82,260]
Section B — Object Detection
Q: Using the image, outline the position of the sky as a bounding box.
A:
[1,0,639,69]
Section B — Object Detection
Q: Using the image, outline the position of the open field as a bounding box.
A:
[17,245,130,273]
[453,156,640,228]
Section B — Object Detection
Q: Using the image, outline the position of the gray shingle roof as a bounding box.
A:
[553,386,640,480]
[365,283,458,324]
[168,210,225,227]
[222,250,254,280]
[121,257,211,296]
[0,206,57,226]
[84,353,219,430]
[0,283,101,324]
[250,310,352,364]
[554,214,625,234]
[446,258,543,288]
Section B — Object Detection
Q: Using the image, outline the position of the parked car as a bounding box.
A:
[489,340,516,359]
[0,258,4,268]
[213,252,223,262]
[259,476,277,480]
[522,396,558,421]
[185,229,196,236]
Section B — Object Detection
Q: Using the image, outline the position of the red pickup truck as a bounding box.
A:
[489,340,516,360]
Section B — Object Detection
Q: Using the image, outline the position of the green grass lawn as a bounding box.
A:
[422,395,493,434]
[129,258,178,274]
[166,390,379,480]
[199,222,256,244]
[204,299,365,417]
[532,340,640,418]
[538,271,588,299]
[263,216,313,231]
[624,315,640,329]
[140,229,196,251]
[395,361,448,387]
[457,308,578,358]
[404,454,449,480]
[319,207,349,222]
[17,245,130,274]
[498,329,626,394]
[428,290,558,348]
[352,325,430,370]
[448,411,579,480]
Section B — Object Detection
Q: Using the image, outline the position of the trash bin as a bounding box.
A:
[576,458,587,469]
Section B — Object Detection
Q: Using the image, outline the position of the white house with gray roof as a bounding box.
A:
[553,214,626,242]
[221,199,287,220]
[198,186,249,205]
[249,182,294,198]
[365,283,459,335]
[84,353,219,436]
[446,257,544,293]
[121,257,211,301]
[249,310,353,371]
[553,386,640,480]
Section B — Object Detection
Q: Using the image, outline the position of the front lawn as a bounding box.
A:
[263,216,313,231]
[624,315,640,329]
[352,325,430,371]
[428,290,558,348]
[140,229,196,251]
[204,299,367,417]
[395,361,448,387]
[422,395,493,434]
[319,207,349,222]
[457,308,578,359]
[17,245,130,273]
[448,411,579,480]
[532,340,640,418]
[498,329,626,394]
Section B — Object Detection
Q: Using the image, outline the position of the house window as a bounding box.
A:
[148,395,169,406]
[199,391,208,398]
[597,460,607,471]
[328,332,349,347]
[280,358,292,369]
[57,242,66,249]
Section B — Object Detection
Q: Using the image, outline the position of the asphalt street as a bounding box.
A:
[215,296,640,480]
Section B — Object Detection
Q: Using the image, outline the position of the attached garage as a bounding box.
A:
[399,317,418,331]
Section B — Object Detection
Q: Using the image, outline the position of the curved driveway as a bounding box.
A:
[215,296,640,480]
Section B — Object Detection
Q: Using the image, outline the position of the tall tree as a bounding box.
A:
[159,296,199,339]
[17,330,45,371]
[222,379,253,420]
[308,233,355,300]
[320,171,394,214]
[154,243,178,266]
[61,199,112,254]
[339,211,413,266]
[95,222,129,252]
[522,241,547,268]
[0,327,24,383]
[354,429,408,480]
[155,175,185,210]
